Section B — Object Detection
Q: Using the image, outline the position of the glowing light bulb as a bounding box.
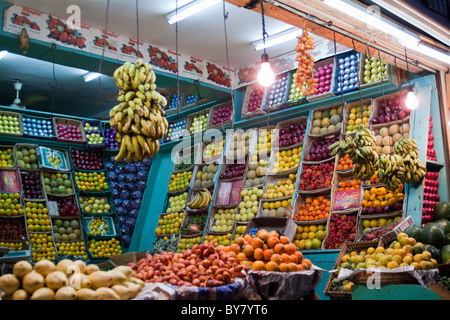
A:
[405,89,419,110]
[257,53,275,87]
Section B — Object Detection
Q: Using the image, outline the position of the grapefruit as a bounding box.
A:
[421,222,445,249]
[434,201,450,221]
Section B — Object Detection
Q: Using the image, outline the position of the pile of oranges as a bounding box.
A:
[338,179,361,192]
[293,195,330,221]
[217,229,312,272]
[336,154,353,171]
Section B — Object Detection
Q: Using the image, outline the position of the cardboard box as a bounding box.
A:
[243,217,297,243]
[381,215,414,243]
[36,147,69,171]
[108,250,147,267]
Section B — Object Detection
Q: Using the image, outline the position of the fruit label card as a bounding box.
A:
[3,5,45,41]
[148,44,179,75]
[0,169,20,193]
[44,15,91,52]
[333,189,361,211]
[215,182,232,206]
[118,36,146,62]
[90,29,119,59]
[36,147,69,171]
[229,180,243,205]
[47,200,59,217]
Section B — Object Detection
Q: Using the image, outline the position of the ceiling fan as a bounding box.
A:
[9,80,47,109]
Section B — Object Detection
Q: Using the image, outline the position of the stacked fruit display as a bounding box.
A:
[84,122,105,146]
[165,192,188,213]
[0,193,23,217]
[361,185,404,215]
[168,170,192,193]
[236,187,263,222]
[263,175,296,200]
[22,117,54,138]
[29,233,56,262]
[105,125,120,150]
[70,149,104,171]
[0,241,27,251]
[88,237,123,259]
[210,208,236,232]
[211,103,233,126]
[304,135,338,162]
[24,201,50,233]
[165,119,186,142]
[265,74,289,111]
[362,56,388,85]
[345,103,371,134]
[52,218,82,242]
[78,195,111,215]
[427,115,437,161]
[337,154,353,171]
[176,151,195,171]
[74,171,108,192]
[193,164,218,188]
[185,94,197,105]
[256,128,275,155]
[310,62,334,97]
[373,123,409,154]
[189,113,209,134]
[260,197,292,218]
[203,140,225,161]
[110,59,169,161]
[167,92,183,110]
[244,154,268,188]
[43,171,74,195]
[233,225,247,239]
[298,161,334,191]
[0,217,27,241]
[0,147,14,168]
[176,236,202,252]
[294,224,327,250]
[337,179,361,192]
[287,78,306,102]
[323,213,357,249]
[335,52,360,93]
[47,195,80,216]
[370,94,410,125]
[203,233,232,246]
[0,114,21,135]
[277,122,307,148]
[186,188,212,210]
[310,106,343,135]
[16,147,38,170]
[246,86,264,114]
[360,216,402,234]
[422,171,440,224]
[180,213,207,236]
[226,130,253,160]
[20,171,43,200]
[155,212,184,236]
[56,123,83,142]
[55,242,86,259]
[293,195,331,222]
[270,146,302,174]
[219,163,246,180]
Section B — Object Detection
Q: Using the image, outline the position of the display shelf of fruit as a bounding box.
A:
[303,134,339,164]
[323,212,357,249]
[103,123,120,151]
[51,217,83,242]
[186,109,209,135]
[83,216,118,238]
[359,55,390,88]
[81,122,104,150]
[150,234,179,254]
[262,72,290,112]
[255,126,275,157]
[373,123,410,155]
[24,200,51,233]
[202,139,225,163]
[359,215,403,237]
[165,92,186,110]
[55,241,87,259]
[294,223,327,250]
[186,187,212,212]
[232,223,247,240]
[360,185,404,217]
[219,162,247,182]
[356,217,406,242]
[203,232,233,246]
[167,170,194,193]
[306,57,336,102]
[259,196,292,219]
[333,51,361,94]
[22,115,56,139]
[20,171,44,200]
[273,117,307,150]
[86,236,123,259]
[0,111,23,137]
[330,175,362,213]
[235,187,263,223]
[362,169,382,187]
[309,104,344,137]
[370,90,410,128]
[164,192,188,214]
[207,207,236,233]
[15,145,39,170]
[47,194,80,217]
[0,217,27,242]
[241,83,266,119]
[225,129,256,162]
[0,193,24,218]
[184,94,198,107]
[0,240,28,251]
[155,211,184,236]
[77,194,113,216]
[343,99,372,135]
[74,170,110,193]
[176,235,203,252]
[42,171,75,196]
[268,145,302,175]
[426,115,438,162]
[292,193,331,223]
[53,117,86,144]
[336,154,354,174]
[163,118,187,143]
[180,212,208,237]
[29,232,57,262]
[0,146,15,168]
[243,153,268,189]
[422,171,440,224]
[193,163,218,190]
[208,101,234,129]
[285,72,307,107]
[298,159,335,194]
[262,175,296,201]
[70,148,104,171]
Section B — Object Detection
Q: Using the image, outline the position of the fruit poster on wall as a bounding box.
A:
[118,36,147,62]
[90,29,119,59]
[3,5,45,40]
[148,44,179,74]
[204,63,232,88]
[44,15,91,52]
[181,55,205,79]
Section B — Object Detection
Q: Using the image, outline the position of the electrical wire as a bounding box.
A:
[175,0,181,122]
[222,0,235,130]
[48,43,57,116]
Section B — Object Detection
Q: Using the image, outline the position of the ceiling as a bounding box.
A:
[0,0,302,118]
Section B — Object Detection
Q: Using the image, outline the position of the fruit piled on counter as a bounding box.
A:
[293,195,331,222]
[189,113,209,134]
[422,171,440,224]
[155,211,184,236]
[370,95,410,125]
[373,123,409,155]
[427,115,437,161]
[0,114,21,135]
[71,149,104,171]
[104,125,120,150]
[84,123,105,146]
[335,52,360,93]
[52,218,81,242]
[244,154,268,188]
[22,117,54,138]
[304,135,338,162]
[323,213,357,249]
[277,122,307,148]
[20,172,43,199]
[74,171,108,192]
[165,192,188,213]
[0,259,144,300]
[210,208,236,232]
[16,147,38,170]
[310,106,343,135]
[30,233,56,262]
[168,170,192,192]
[266,74,289,110]
[361,185,404,215]
[78,195,111,215]
[176,236,202,252]
[294,224,327,250]
[345,103,370,134]
[186,188,212,210]
[298,161,334,191]
[0,217,27,241]
[193,164,218,188]
[236,187,263,222]
[0,148,14,168]
[362,56,388,85]
[271,146,302,173]
[310,63,333,97]
[211,104,233,126]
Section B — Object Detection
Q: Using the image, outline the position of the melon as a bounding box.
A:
[392,133,403,143]
[321,118,330,128]
[424,244,441,263]
[314,111,322,120]
[403,132,409,139]
[379,127,389,137]
[382,146,392,154]
[330,114,342,126]
[421,222,445,249]
[436,219,450,235]
[400,123,410,134]
[440,245,450,264]
[375,135,383,146]
[313,119,322,128]
[389,124,400,136]
[434,201,450,221]
[405,225,422,242]
[382,136,393,146]
[311,127,321,135]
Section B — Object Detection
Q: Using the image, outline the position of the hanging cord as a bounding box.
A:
[394,56,401,93]
[260,0,271,130]
[98,0,117,103]
[175,0,181,122]
[333,31,345,106]
[351,39,363,109]
[222,0,235,131]
[135,0,140,58]
[48,43,57,116]
[404,46,412,89]
[377,49,387,108]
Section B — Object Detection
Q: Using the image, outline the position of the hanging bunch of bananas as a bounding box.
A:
[378,153,406,191]
[109,59,169,162]
[329,124,379,181]
[186,188,212,210]
[393,138,427,184]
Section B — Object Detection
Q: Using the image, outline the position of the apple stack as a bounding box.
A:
[422,170,440,225]
[427,115,437,161]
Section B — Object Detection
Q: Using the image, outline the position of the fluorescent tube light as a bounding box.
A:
[166,0,221,25]
[416,43,450,65]
[253,28,302,51]
[83,72,102,82]
[0,50,8,60]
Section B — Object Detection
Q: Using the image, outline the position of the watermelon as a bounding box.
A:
[424,244,441,263]
[436,219,450,235]
[421,222,445,248]
[434,201,450,221]
[445,233,450,246]
[440,245,450,264]
[405,225,422,242]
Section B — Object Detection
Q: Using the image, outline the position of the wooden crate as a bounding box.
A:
[333,50,362,95]
[207,101,235,130]
[241,83,267,119]
[0,110,23,137]
[308,103,346,139]
[185,108,211,136]
[21,114,56,139]
[261,72,290,113]
[342,98,374,135]
[172,142,201,173]
[370,90,411,131]
[53,117,86,144]
[306,56,336,102]
[359,54,394,89]
[273,116,308,150]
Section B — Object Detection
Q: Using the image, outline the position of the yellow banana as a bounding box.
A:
[114,139,128,162]
[136,59,143,68]
[131,135,142,161]
[122,117,133,134]
[125,91,136,102]
[113,65,123,80]
[140,118,151,136]
[137,135,151,155]
[131,124,141,135]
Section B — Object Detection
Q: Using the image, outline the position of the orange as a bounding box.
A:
[267,236,280,248]
[280,253,291,263]
[250,237,264,249]
[279,263,291,272]
[273,243,286,255]
[270,253,283,265]
[294,251,303,263]
[288,263,299,272]
[279,235,290,245]
[234,237,245,248]
[302,258,312,270]
[242,244,254,258]
[236,252,247,262]
[265,261,279,272]
[252,260,266,271]
[263,249,274,262]
[284,243,296,255]
[253,247,264,260]
[230,243,241,254]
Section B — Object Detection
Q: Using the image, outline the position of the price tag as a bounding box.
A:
[47,201,59,217]
[333,189,361,211]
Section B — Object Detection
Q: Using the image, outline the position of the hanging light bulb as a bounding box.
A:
[258,53,275,87]
[405,86,419,110]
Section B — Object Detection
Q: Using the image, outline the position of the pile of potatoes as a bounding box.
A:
[0,259,144,300]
